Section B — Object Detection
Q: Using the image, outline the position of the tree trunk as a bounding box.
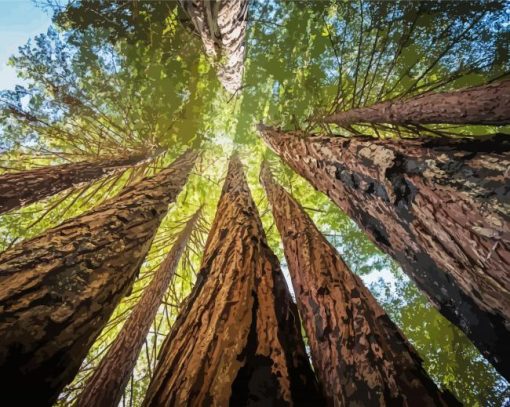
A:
[324,79,510,126]
[143,155,323,407]
[260,162,458,406]
[180,0,248,94]
[258,125,510,381]
[0,149,197,406]
[0,153,150,215]
[76,208,201,407]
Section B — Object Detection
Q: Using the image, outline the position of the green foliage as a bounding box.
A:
[1,0,508,405]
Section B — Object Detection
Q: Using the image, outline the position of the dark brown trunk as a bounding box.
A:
[180,0,248,94]
[324,79,510,126]
[0,149,197,406]
[75,209,201,407]
[259,125,510,381]
[0,153,149,215]
[260,162,458,406]
[143,155,323,406]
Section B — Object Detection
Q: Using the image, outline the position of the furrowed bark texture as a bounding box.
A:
[260,163,458,406]
[76,209,201,407]
[143,155,323,407]
[180,0,248,94]
[324,79,510,126]
[0,153,149,215]
[0,149,197,406]
[259,125,510,380]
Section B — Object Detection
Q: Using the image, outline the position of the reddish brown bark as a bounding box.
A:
[76,209,201,407]
[143,155,323,406]
[324,79,510,126]
[0,153,151,215]
[261,162,458,406]
[0,149,197,406]
[259,125,510,380]
[180,0,248,94]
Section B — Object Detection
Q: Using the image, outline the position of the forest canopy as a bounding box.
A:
[0,1,509,406]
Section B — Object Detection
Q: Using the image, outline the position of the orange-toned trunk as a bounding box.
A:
[259,125,510,381]
[143,155,323,406]
[76,209,201,407]
[324,79,510,126]
[0,150,197,406]
[261,162,458,406]
[0,153,149,214]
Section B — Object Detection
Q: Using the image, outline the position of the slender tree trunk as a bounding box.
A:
[260,162,458,406]
[180,0,248,94]
[75,208,201,407]
[143,155,323,407]
[258,125,510,381]
[0,153,150,215]
[0,149,197,406]
[324,79,510,126]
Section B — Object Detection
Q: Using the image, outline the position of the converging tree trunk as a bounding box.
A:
[179,0,248,94]
[143,155,323,406]
[324,79,510,126]
[260,162,458,406]
[76,209,201,407]
[0,153,151,215]
[258,125,510,381]
[0,149,197,406]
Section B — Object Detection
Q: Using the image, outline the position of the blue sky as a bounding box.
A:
[0,0,52,90]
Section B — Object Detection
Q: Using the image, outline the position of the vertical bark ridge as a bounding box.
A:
[258,125,510,381]
[75,208,202,407]
[0,149,197,406]
[180,0,248,94]
[260,162,459,406]
[0,153,151,215]
[323,79,510,126]
[143,154,323,407]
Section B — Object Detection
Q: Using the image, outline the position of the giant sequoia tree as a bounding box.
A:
[258,125,510,380]
[143,155,323,406]
[260,162,457,405]
[0,153,152,214]
[0,149,197,406]
[76,208,202,407]
[179,0,249,94]
[0,0,509,405]
[324,78,510,126]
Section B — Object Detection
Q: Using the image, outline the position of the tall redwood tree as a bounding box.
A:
[143,155,323,406]
[0,149,197,406]
[0,153,151,215]
[324,79,510,126]
[261,162,458,406]
[76,209,201,407]
[179,0,248,94]
[259,125,510,380]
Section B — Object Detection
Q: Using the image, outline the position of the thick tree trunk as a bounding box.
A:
[75,209,201,407]
[0,153,150,215]
[324,79,510,126]
[0,149,197,406]
[259,125,510,381]
[180,0,248,94]
[260,162,458,406]
[143,155,323,406]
